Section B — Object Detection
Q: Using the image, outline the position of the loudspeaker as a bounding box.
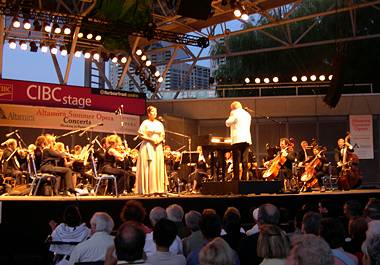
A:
[177,0,213,20]
[201,180,281,195]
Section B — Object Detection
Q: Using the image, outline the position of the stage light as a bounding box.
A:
[8,39,16,49]
[12,18,20,28]
[95,35,102,41]
[241,14,249,21]
[74,51,82,58]
[264,78,270,83]
[328,74,333,80]
[255,78,261,84]
[23,19,31,30]
[310,75,317,81]
[50,45,58,55]
[84,51,91,59]
[93,52,100,61]
[154,70,160,77]
[301,76,307,82]
[244,77,250,84]
[44,22,52,32]
[141,55,147,61]
[86,33,93,39]
[63,26,71,35]
[77,32,84,38]
[30,41,38,52]
[273,77,279,83]
[53,23,61,34]
[158,76,164,83]
[121,56,127,63]
[145,60,152,66]
[20,41,27,51]
[291,76,298,82]
[60,46,68,56]
[33,20,42,31]
[136,49,143,56]
[319,75,326,81]
[40,44,48,53]
[111,56,118,63]
[233,9,242,18]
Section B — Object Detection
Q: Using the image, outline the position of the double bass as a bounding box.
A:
[337,133,362,190]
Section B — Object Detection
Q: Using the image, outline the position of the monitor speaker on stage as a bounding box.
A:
[180,151,200,165]
[176,0,213,20]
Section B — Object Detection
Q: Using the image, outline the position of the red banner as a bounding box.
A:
[0,79,146,115]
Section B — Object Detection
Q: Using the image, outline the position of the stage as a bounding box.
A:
[0,188,379,265]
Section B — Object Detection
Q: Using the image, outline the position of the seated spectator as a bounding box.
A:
[220,207,246,235]
[302,212,321,236]
[344,200,363,221]
[199,237,235,265]
[167,204,191,239]
[245,208,259,236]
[105,221,150,265]
[144,206,183,256]
[320,218,358,265]
[289,209,307,238]
[362,235,380,265]
[69,212,114,265]
[182,210,204,257]
[257,224,290,265]
[120,200,151,233]
[319,199,337,218]
[344,217,367,265]
[221,208,246,251]
[147,219,186,265]
[49,205,91,265]
[285,234,334,265]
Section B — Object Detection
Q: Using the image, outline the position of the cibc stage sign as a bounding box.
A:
[0,79,146,115]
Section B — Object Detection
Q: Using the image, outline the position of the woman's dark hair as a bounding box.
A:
[63,205,82,227]
[120,200,146,223]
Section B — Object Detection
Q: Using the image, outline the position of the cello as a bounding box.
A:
[262,147,288,180]
[337,132,362,190]
[300,147,327,188]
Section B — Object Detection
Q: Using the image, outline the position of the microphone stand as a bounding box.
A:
[165,130,192,153]
[245,108,282,125]
[55,128,83,140]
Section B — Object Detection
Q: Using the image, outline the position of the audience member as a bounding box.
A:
[245,208,259,236]
[344,200,363,221]
[147,219,186,265]
[167,204,191,239]
[257,224,290,265]
[144,206,183,256]
[120,200,151,233]
[69,212,114,265]
[362,235,380,265]
[319,199,337,217]
[182,210,204,257]
[221,208,246,251]
[320,218,358,265]
[301,212,321,236]
[344,217,368,265]
[199,237,235,265]
[285,234,334,265]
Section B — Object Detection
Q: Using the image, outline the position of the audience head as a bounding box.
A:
[63,205,82,227]
[153,219,178,249]
[185,210,202,232]
[149,206,167,227]
[320,218,345,249]
[364,198,380,220]
[294,209,307,232]
[285,234,333,265]
[90,212,114,234]
[199,237,234,265]
[348,217,367,242]
[318,199,336,217]
[344,200,362,220]
[257,224,290,259]
[200,211,222,240]
[114,221,146,262]
[302,212,321,236]
[166,204,184,223]
[120,200,146,223]
[258,203,280,226]
[223,209,241,235]
[363,235,380,265]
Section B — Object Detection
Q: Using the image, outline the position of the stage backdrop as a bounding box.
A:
[0,78,146,115]
[349,115,374,159]
[0,104,140,135]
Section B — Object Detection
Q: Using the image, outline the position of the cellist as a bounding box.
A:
[278,138,297,181]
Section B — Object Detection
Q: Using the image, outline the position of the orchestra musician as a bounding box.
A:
[334,138,354,171]
[303,145,328,189]
[1,138,25,185]
[298,140,314,166]
[40,134,74,195]
[225,101,252,181]
[135,106,167,195]
[278,138,297,181]
[94,137,107,172]
[34,135,47,172]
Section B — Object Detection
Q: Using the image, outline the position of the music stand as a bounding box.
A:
[180,151,200,165]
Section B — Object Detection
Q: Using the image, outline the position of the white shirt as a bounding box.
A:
[144,232,183,256]
[147,251,186,265]
[225,108,252,145]
[68,231,114,265]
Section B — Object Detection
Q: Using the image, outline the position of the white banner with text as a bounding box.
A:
[349,115,374,159]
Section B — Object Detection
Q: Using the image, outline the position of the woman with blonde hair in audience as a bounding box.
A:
[257,224,290,265]
[199,237,235,265]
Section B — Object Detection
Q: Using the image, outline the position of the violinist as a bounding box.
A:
[94,137,107,172]
[34,135,47,171]
[1,138,25,185]
[40,134,74,196]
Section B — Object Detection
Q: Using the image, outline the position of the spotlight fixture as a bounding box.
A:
[244,77,250,84]
[12,17,20,28]
[121,56,127,64]
[145,60,152,67]
[319,75,326,81]
[95,35,102,41]
[157,76,164,83]
[111,56,118,63]
[33,20,42,31]
[50,45,58,55]
[328,74,333,80]
[53,23,61,34]
[77,32,84,38]
[93,52,100,61]
[86,33,93,39]
[40,43,48,53]
[233,9,242,18]
[30,41,38,52]
[264,78,270,83]
[60,46,68,56]
[23,19,31,30]
[20,41,27,51]
[310,75,317,81]
[141,55,147,61]
[291,76,298,82]
[273,77,279,83]
[241,14,249,21]
[255,78,261,84]
[74,51,82,58]
[301,76,307,82]
[44,22,52,32]
[8,39,16,49]
[84,51,91,59]
[63,26,71,35]
[136,49,143,56]
[154,70,160,77]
